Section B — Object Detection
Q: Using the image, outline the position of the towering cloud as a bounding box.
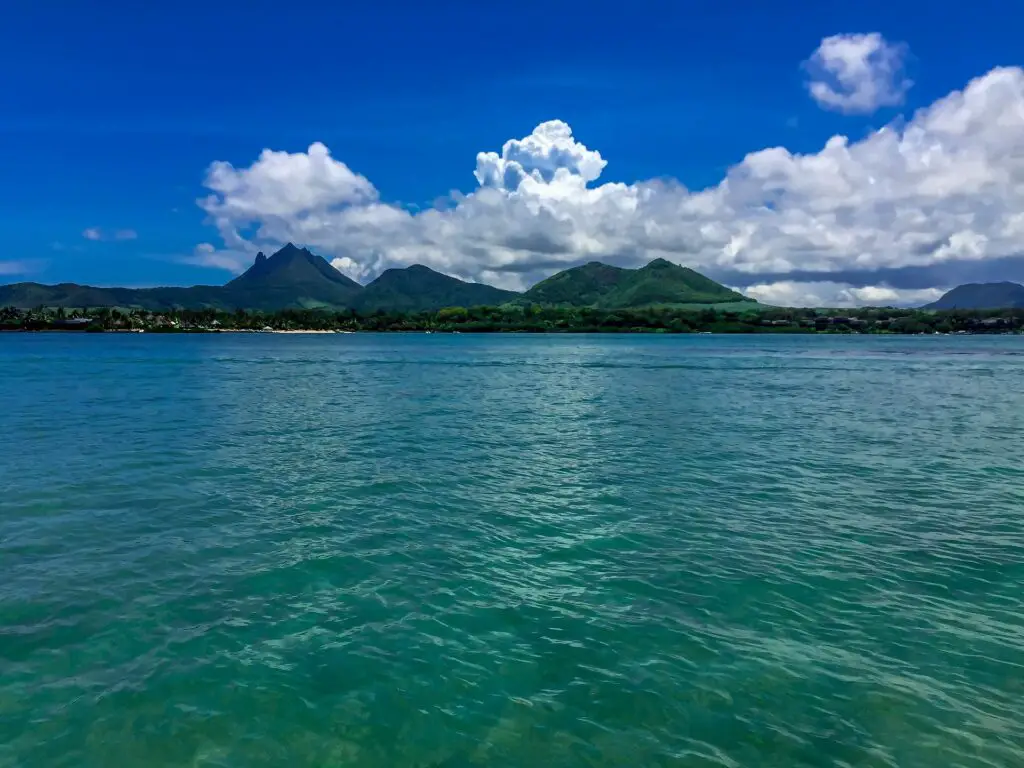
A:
[474,120,607,190]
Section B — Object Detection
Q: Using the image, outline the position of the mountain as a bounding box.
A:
[0,244,362,311]
[523,261,629,305]
[0,282,227,311]
[523,258,750,308]
[226,244,362,309]
[353,264,519,312]
[601,258,749,307]
[0,282,124,308]
[923,282,1024,310]
[0,246,751,312]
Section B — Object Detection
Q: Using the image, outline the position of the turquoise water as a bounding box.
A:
[1,333,1023,767]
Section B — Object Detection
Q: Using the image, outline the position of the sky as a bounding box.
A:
[2,0,1024,306]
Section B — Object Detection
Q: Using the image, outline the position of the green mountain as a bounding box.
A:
[0,282,227,311]
[0,246,751,312]
[602,258,749,307]
[226,244,362,309]
[353,264,518,312]
[0,244,361,311]
[523,257,749,308]
[923,282,1024,310]
[523,261,629,305]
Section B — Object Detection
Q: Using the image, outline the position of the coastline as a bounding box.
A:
[5,305,1024,336]
[1,327,1019,336]
[223,329,341,334]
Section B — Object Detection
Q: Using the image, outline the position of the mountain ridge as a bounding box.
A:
[353,264,519,312]
[522,257,750,308]
[923,282,1024,310]
[0,245,753,311]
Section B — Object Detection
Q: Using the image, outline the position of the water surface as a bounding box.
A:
[1,333,1022,766]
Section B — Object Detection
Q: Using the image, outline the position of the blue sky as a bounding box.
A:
[2,0,1023,305]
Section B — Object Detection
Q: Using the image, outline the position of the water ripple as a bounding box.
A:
[1,333,1023,766]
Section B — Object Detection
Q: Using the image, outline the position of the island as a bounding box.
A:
[3,244,1024,334]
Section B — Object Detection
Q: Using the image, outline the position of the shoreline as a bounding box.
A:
[1,327,1019,337]
[222,329,341,334]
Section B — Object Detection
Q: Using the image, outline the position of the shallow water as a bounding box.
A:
[1,333,1022,767]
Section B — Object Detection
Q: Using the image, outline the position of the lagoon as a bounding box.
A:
[1,333,1022,766]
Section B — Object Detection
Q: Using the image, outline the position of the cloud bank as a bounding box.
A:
[742,281,943,309]
[194,61,1024,307]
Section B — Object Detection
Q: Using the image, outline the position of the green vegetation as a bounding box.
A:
[5,303,1024,335]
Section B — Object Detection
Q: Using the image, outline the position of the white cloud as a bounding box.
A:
[192,65,1024,306]
[849,285,944,306]
[330,256,361,278]
[474,119,607,190]
[199,142,377,252]
[181,242,252,273]
[83,227,138,242]
[0,260,38,276]
[743,281,944,308]
[805,33,911,114]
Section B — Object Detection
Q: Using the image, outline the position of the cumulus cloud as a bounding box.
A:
[199,142,377,251]
[83,227,138,242]
[193,65,1024,305]
[474,119,607,190]
[805,33,911,114]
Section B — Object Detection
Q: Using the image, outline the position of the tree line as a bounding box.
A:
[3,303,1024,334]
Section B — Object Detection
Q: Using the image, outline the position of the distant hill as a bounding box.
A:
[0,244,362,311]
[523,257,750,308]
[0,282,227,311]
[923,282,1024,310]
[0,247,509,312]
[354,264,519,312]
[0,246,752,312]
